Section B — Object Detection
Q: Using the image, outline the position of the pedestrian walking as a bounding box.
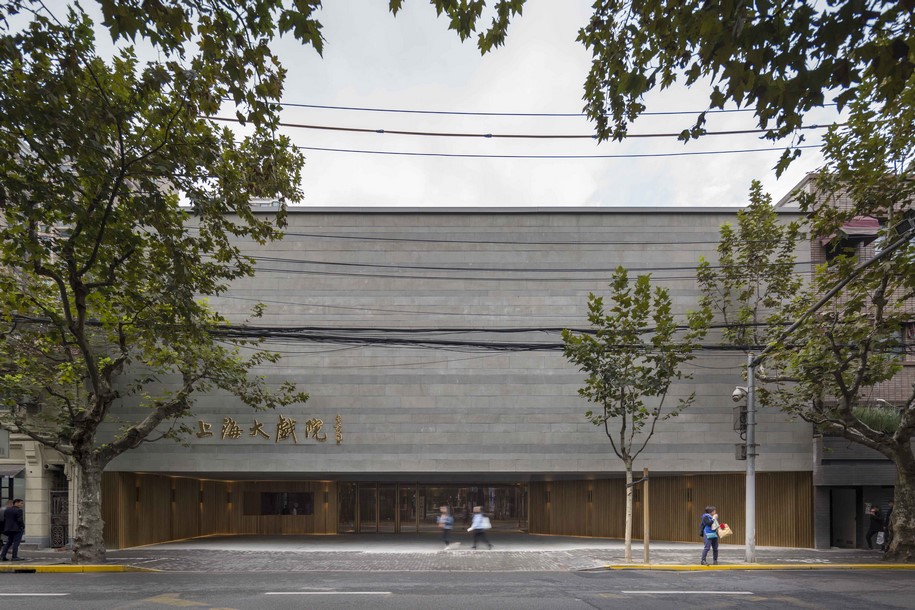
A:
[437,505,454,548]
[699,505,719,566]
[468,505,493,550]
[883,499,894,552]
[0,500,10,547]
[0,498,25,562]
[866,504,883,550]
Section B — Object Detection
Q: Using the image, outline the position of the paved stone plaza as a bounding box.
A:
[14,534,893,572]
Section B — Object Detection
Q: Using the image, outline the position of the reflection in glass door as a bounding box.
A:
[400,486,417,533]
[338,483,356,533]
[378,485,397,533]
[341,483,530,534]
[358,485,377,533]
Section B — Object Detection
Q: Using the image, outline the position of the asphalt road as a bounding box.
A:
[1,570,913,610]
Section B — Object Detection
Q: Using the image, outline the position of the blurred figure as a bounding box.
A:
[469,505,493,550]
[883,499,894,552]
[866,504,883,550]
[437,505,454,548]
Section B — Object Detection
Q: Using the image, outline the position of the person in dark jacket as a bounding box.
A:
[865,504,883,550]
[0,498,25,561]
[0,500,10,547]
[883,500,894,552]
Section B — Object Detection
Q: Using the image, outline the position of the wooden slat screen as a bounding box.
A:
[529,472,812,548]
[102,473,337,548]
[102,472,811,549]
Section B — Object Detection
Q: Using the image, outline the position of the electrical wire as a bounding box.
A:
[210,294,732,321]
[295,144,822,160]
[209,115,831,140]
[250,254,812,274]
[186,225,809,248]
[247,264,815,283]
[274,100,836,118]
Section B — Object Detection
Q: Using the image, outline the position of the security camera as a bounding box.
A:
[732,386,748,402]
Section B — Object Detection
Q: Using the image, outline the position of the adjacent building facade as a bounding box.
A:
[777,176,913,549]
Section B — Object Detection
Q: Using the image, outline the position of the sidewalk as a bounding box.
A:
[4,533,910,573]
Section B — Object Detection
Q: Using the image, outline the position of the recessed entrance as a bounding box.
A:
[338,483,528,534]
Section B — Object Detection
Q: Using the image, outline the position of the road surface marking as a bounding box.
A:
[622,591,754,595]
[265,591,392,595]
[0,593,69,596]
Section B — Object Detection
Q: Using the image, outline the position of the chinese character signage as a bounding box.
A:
[195,414,343,444]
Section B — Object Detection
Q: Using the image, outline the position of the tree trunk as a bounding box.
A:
[72,457,107,564]
[886,451,915,562]
[624,462,633,563]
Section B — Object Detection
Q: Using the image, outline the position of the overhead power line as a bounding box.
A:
[250,254,812,274]
[295,144,821,160]
[209,116,832,140]
[248,264,814,283]
[274,101,837,118]
[186,226,807,248]
[212,324,767,353]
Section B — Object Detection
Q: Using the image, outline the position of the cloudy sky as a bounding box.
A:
[94,1,840,208]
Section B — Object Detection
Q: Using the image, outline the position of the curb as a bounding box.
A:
[602,563,915,571]
[0,564,157,573]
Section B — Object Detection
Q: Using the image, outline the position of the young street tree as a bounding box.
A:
[0,9,311,563]
[562,267,710,562]
[696,180,804,371]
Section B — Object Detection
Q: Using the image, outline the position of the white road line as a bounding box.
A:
[622,591,754,595]
[0,593,70,597]
[264,591,391,595]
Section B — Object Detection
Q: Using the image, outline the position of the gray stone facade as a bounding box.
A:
[107,207,812,481]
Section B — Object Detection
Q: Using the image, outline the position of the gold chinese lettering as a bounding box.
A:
[195,420,213,438]
[221,417,242,440]
[304,418,327,442]
[275,415,298,444]
[249,420,269,439]
[334,414,343,445]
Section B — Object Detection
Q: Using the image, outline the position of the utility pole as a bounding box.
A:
[643,467,650,564]
[745,353,757,563]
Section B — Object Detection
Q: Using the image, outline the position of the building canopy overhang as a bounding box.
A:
[0,465,25,478]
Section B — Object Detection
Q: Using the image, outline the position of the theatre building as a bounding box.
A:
[5,205,825,549]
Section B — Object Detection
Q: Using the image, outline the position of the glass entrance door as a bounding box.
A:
[357,485,377,533]
[378,485,397,533]
[342,482,529,533]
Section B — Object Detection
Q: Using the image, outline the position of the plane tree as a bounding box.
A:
[0,7,309,563]
[563,267,710,562]
[698,79,915,561]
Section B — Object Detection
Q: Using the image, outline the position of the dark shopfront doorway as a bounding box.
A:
[337,483,528,534]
